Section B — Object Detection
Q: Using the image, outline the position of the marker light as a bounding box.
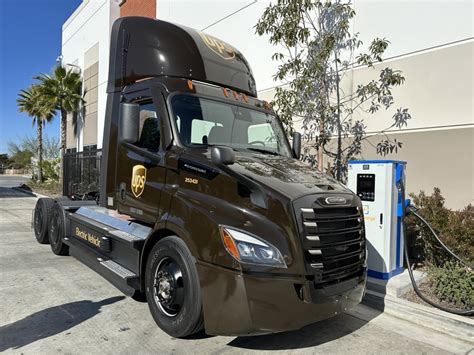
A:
[219,226,287,268]
[187,79,194,90]
[232,90,239,100]
[222,88,229,97]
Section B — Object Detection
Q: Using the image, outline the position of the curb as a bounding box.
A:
[11,186,37,197]
[11,186,49,199]
[364,290,474,342]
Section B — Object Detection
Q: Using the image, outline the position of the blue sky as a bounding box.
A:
[0,0,81,154]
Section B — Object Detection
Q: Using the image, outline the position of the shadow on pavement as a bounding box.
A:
[0,296,125,352]
[227,310,381,351]
[0,186,36,198]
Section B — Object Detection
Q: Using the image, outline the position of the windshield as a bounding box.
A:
[171,94,292,157]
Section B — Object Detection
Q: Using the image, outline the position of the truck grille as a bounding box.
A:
[299,205,365,286]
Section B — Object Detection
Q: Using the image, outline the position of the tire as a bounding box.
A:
[48,203,69,256]
[33,198,54,244]
[145,236,204,338]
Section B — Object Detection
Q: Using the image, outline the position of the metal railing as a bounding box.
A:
[63,149,102,198]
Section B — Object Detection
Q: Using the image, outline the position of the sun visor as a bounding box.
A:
[107,17,257,97]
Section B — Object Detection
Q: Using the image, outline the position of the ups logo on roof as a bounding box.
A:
[199,32,235,60]
[131,165,147,198]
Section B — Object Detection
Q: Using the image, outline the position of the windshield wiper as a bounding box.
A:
[244,147,279,156]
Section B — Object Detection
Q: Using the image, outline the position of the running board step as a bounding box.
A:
[99,259,136,279]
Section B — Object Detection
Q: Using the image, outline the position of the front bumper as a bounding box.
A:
[197,262,366,336]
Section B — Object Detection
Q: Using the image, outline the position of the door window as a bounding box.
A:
[136,101,160,152]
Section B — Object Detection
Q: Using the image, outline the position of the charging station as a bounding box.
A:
[347,160,406,280]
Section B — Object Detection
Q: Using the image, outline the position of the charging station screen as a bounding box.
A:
[357,174,375,201]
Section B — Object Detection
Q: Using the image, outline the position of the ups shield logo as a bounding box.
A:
[199,32,235,60]
[131,165,146,198]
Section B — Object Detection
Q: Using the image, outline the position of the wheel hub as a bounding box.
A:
[153,257,184,317]
[157,271,173,302]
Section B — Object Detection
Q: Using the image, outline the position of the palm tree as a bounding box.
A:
[36,65,83,186]
[17,84,55,182]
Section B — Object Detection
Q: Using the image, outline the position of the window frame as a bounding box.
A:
[134,100,161,153]
[120,90,165,165]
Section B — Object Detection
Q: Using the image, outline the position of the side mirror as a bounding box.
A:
[211,146,235,166]
[119,102,139,144]
[292,132,301,159]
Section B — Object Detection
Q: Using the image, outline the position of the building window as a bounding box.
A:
[83,144,97,152]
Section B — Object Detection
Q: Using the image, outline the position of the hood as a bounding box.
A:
[230,153,352,200]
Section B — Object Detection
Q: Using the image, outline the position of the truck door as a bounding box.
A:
[116,90,166,223]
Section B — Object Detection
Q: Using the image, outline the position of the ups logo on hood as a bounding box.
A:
[199,32,235,60]
[131,165,147,198]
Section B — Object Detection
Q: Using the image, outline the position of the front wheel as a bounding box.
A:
[145,236,204,337]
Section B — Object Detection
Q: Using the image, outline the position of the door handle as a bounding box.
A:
[119,182,126,201]
[379,213,383,225]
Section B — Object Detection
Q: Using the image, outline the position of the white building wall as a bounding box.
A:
[352,0,473,58]
[349,40,473,133]
[61,0,120,150]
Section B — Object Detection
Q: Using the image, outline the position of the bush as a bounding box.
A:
[406,188,474,266]
[429,262,473,309]
[40,158,60,182]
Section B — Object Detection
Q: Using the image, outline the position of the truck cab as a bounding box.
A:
[34,16,366,337]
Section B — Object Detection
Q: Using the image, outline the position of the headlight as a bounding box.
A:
[219,226,287,268]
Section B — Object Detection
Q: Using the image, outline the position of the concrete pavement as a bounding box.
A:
[0,175,32,198]
[0,188,472,354]
[0,174,29,187]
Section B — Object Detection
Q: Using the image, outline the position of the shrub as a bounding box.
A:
[429,262,473,309]
[406,188,473,266]
[40,159,60,182]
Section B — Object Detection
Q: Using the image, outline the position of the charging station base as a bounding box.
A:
[366,269,426,298]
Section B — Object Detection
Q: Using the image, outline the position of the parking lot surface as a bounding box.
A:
[0,184,472,354]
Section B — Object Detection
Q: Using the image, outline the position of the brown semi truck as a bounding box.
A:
[33,17,367,337]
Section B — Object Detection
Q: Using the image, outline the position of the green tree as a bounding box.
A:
[8,135,60,161]
[36,65,83,186]
[17,84,55,181]
[256,0,412,181]
[8,149,33,170]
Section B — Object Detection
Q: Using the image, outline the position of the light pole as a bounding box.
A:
[56,55,82,74]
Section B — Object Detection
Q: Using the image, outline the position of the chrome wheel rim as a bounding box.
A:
[153,257,184,317]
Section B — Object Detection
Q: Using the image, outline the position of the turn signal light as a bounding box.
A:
[220,227,240,261]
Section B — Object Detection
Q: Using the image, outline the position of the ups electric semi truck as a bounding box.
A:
[33,17,367,337]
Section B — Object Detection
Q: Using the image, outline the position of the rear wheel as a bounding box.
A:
[48,203,69,256]
[145,236,204,337]
[33,198,54,244]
